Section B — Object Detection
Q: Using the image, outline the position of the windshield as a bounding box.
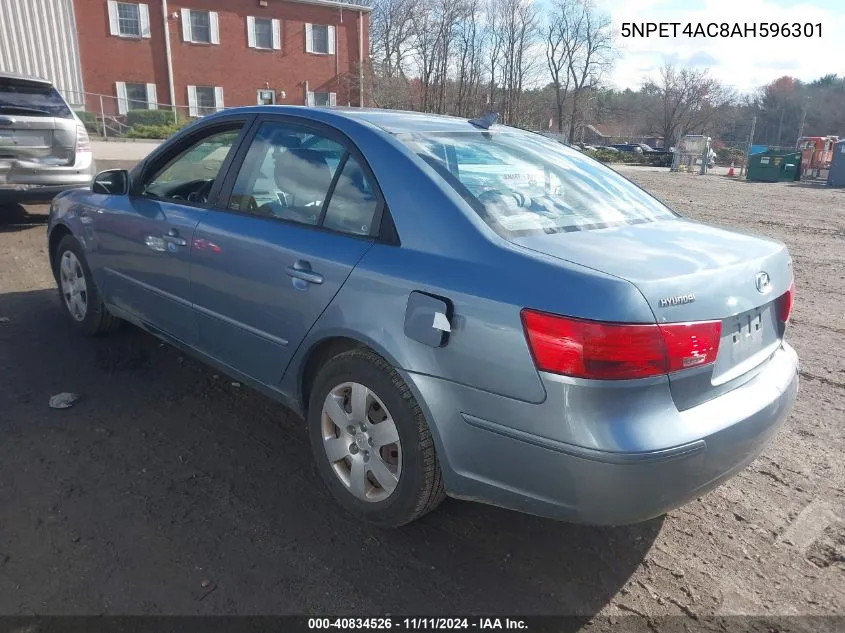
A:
[0,82,73,118]
[397,130,678,236]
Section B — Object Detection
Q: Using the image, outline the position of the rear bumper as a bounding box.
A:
[405,342,799,525]
[0,152,94,202]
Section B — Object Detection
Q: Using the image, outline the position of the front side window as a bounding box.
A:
[397,131,677,236]
[190,10,211,43]
[142,128,242,204]
[116,2,140,36]
[227,121,380,236]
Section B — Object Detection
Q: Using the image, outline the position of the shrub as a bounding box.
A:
[126,109,180,127]
[583,149,673,168]
[76,110,103,136]
[125,123,185,139]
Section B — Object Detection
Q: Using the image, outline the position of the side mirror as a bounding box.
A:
[92,169,130,195]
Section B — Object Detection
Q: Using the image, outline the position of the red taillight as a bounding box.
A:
[521,309,721,380]
[75,123,91,153]
[777,281,795,323]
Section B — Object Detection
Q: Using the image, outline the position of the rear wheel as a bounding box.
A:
[54,234,119,336]
[308,348,445,527]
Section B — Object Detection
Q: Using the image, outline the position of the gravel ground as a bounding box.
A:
[0,168,843,621]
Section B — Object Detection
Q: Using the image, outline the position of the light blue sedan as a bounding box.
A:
[47,107,798,527]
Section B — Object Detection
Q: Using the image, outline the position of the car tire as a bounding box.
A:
[54,234,120,336]
[308,348,446,527]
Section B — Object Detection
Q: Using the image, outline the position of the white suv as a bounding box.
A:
[0,72,95,203]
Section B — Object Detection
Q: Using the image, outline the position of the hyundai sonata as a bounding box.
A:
[47,107,798,527]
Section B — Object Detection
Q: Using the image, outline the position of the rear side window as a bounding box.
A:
[397,131,677,236]
[228,120,380,237]
[0,82,72,118]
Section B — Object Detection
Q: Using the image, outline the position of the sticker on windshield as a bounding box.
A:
[496,212,557,231]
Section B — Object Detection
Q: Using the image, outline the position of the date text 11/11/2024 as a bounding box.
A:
[621,22,822,38]
[308,618,528,630]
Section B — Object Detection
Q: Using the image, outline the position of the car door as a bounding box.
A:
[95,119,250,346]
[189,117,383,385]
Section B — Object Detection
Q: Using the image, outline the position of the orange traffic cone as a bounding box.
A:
[727,161,735,177]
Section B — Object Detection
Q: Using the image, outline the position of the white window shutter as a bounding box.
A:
[272,19,281,50]
[305,23,313,53]
[328,25,336,54]
[181,8,192,41]
[210,11,220,44]
[139,3,151,37]
[146,83,157,109]
[116,82,128,115]
[329,92,336,107]
[187,85,198,117]
[246,16,256,48]
[107,1,120,35]
[214,86,224,111]
[306,91,315,107]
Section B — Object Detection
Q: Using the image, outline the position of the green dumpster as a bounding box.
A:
[747,150,801,182]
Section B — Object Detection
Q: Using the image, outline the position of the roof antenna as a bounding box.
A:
[469,112,499,130]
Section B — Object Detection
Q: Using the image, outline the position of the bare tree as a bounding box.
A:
[643,63,736,148]
[454,0,483,116]
[545,0,582,132]
[494,0,537,125]
[565,1,613,142]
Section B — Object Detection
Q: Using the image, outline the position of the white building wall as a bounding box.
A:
[0,0,85,108]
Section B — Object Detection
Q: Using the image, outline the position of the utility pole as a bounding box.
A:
[740,116,757,179]
[776,107,785,148]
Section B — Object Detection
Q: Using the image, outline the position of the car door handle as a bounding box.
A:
[286,261,324,285]
[162,229,187,246]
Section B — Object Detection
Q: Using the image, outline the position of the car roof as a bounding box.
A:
[216,105,522,135]
[0,71,52,86]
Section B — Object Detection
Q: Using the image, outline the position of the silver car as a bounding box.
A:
[0,72,94,203]
[47,107,799,527]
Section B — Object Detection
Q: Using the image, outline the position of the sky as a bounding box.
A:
[592,0,845,93]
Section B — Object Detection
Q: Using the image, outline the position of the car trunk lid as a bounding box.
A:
[510,218,793,409]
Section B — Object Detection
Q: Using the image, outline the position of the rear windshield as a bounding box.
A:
[396,130,677,236]
[0,82,73,118]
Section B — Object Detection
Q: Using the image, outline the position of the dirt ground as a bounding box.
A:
[0,168,843,621]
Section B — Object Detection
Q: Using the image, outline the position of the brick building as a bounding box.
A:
[0,0,371,116]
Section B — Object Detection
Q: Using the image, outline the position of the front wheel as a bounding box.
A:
[54,234,119,336]
[308,348,445,527]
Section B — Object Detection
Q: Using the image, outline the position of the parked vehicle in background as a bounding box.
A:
[0,72,94,203]
[47,106,799,528]
[612,143,644,154]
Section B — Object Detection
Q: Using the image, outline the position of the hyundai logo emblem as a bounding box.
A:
[755,272,772,294]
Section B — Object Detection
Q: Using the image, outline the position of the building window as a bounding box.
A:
[117,2,140,36]
[247,17,281,50]
[181,8,219,44]
[254,18,272,48]
[125,83,148,110]
[115,82,157,114]
[257,89,275,105]
[307,91,336,107]
[191,11,211,42]
[188,85,224,117]
[305,24,335,54]
[107,1,151,38]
